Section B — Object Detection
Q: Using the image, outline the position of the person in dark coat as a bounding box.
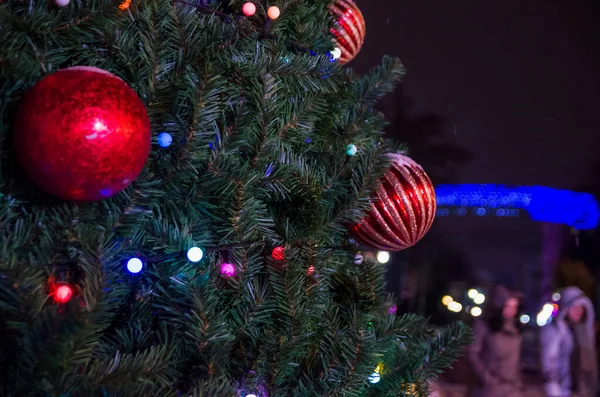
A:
[467,285,523,397]
[541,286,598,397]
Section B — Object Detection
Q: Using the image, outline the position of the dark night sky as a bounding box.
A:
[353,1,600,282]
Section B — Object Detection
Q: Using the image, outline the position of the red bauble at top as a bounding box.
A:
[349,153,436,251]
[330,0,366,65]
[14,66,151,201]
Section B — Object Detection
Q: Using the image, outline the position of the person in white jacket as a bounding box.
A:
[541,286,598,397]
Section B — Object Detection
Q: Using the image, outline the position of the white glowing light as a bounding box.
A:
[448,301,463,313]
[552,292,561,302]
[537,312,550,327]
[537,304,555,326]
[187,247,204,263]
[442,295,453,306]
[376,251,390,264]
[368,372,381,384]
[126,258,143,274]
[468,289,479,299]
[245,394,257,397]
[331,47,342,59]
[470,306,482,317]
[520,314,530,324]
[542,303,554,313]
[473,293,486,305]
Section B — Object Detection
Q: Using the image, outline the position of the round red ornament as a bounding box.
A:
[329,0,366,65]
[349,153,436,251]
[14,66,151,201]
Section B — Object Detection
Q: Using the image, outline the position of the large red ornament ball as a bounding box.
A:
[329,0,366,65]
[14,66,151,201]
[349,153,436,251]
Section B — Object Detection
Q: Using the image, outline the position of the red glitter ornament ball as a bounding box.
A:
[272,246,285,261]
[14,66,151,201]
[349,153,436,251]
[54,285,73,303]
[329,0,366,65]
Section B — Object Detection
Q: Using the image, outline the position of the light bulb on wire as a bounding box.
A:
[220,263,236,278]
[441,295,453,306]
[376,251,390,264]
[54,285,73,303]
[187,247,204,263]
[473,293,486,305]
[126,258,143,274]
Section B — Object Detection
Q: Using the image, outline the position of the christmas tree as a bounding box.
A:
[0,0,472,396]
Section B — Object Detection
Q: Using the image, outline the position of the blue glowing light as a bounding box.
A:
[127,258,143,274]
[346,144,358,156]
[187,247,204,263]
[435,184,599,230]
[157,132,173,148]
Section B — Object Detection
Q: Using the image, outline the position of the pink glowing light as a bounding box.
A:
[220,262,236,277]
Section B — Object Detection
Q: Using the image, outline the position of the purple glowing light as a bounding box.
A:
[220,262,236,277]
[388,305,397,315]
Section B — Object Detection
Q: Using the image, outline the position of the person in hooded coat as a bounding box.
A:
[467,285,523,397]
[541,286,598,397]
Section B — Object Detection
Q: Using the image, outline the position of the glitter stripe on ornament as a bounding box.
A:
[330,0,366,64]
[350,153,436,251]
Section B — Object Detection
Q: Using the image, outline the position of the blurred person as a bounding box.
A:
[467,285,523,397]
[541,286,598,397]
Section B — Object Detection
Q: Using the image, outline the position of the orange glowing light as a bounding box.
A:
[119,0,131,10]
[267,6,280,20]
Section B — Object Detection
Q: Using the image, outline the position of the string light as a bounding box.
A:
[520,314,530,324]
[126,258,143,274]
[473,293,485,305]
[220,263,236,277]
[271,246,285,261]
[331,48,342,60]
[54,285,73,303]
[187,247,204,263]
[267,6,280,19]
[552,292,561,301]
[470,307,482,317]
[118,0,131,10]
[346,144,357,156]
[468,289,479,299]
[354,253,363,264]
[441,295,453,306]
[242,2,256,16]
[157,132,173,148]
[376,251,390,264]
[368,373,381,384]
